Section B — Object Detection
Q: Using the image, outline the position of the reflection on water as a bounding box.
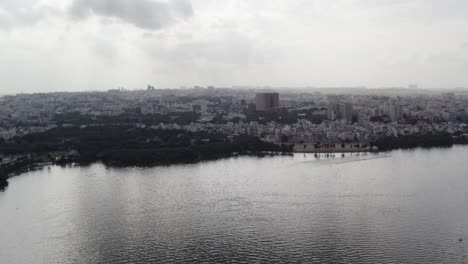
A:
[0,147,467,263]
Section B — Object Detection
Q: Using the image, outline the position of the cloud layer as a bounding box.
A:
[0,0,468,93]
[69,0,193,30]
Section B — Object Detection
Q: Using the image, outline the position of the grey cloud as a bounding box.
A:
[0,10,45,29]
[0,9,12,29]
[69,0,193,30]
[170,0,193,18]
[0,0,37,11]
[0,0,60,29]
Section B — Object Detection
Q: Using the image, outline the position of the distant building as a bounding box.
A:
[255,93,279,111]
[340,102,353,123]
[384,101,403,121]
[108,87,126,92]
[327,102,340,121]
[328,102,353,123]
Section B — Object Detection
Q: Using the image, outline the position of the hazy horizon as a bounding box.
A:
[1,0,468,93]
[2,85,468,97]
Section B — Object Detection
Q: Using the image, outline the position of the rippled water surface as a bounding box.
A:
[1,147,467,263]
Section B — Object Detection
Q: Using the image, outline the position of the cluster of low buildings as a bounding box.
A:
[1,87,467,145]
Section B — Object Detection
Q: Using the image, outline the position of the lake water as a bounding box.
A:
[1,147,467,263]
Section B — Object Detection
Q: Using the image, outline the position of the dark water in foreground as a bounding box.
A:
[0,147,467,263]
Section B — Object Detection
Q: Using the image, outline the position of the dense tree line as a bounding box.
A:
[0,126,292,167]
[96,136,291,166]
[372,133,453,151]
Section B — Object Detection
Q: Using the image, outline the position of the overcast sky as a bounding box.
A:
[1,0,468,93]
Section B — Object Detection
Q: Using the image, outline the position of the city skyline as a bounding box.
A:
[2,84,468,97]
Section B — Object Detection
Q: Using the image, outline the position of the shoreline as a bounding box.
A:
[1,142,465,192]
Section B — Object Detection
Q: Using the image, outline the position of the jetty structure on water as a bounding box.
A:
[293,142,378,153]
